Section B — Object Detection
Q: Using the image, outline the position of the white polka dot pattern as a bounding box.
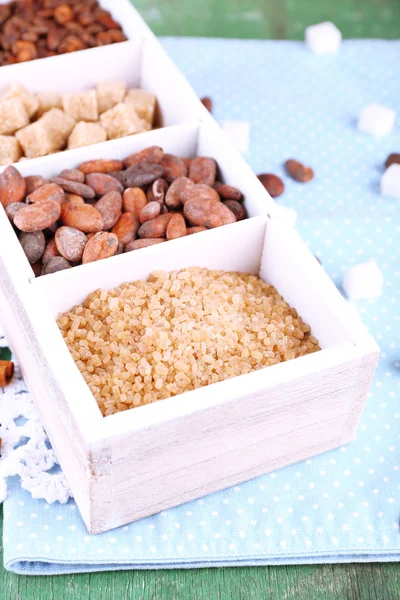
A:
[2,38,400,574]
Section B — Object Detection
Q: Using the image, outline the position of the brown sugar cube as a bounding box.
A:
[15,121,53,158]
[36,92,63,118]
[0,98,29,135]
[97,81,126,114]
[124,89,156,126]
[63,90,99,122]
[40,108,76,150]
[100,103,145,140]
[1,83,39,119]
[0,136,22,165]
[68,122,107,150]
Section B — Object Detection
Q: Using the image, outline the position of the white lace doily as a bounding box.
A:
[0,330,71,505]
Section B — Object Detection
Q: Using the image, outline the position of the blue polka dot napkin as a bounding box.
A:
[3,38,400,574]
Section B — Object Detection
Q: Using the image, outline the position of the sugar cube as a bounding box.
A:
[63,90,98,122]
[271,204,297,227]
[97,81,126,114]
[40,108,76,150]
[381,163,400,200]
[100,103,145,140]
[16,109,75,158]
[0,98,29,135]
[220,120,250,154]
[358,104,396,137]
[15,120,54,158]
[305,22,342,55]
[68,122,107,150]
[36,91,63,117]
[342,260,383,300]
[0,135,22,165]
[1,83,39,118]
[124,89,156,126]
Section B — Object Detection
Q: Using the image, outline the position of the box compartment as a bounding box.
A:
[8,214,377,532]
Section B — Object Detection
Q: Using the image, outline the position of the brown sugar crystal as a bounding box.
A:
[57,268,320,416]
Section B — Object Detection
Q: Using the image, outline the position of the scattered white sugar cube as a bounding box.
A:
[271,204,297,227]
[381,164,400,200]
[305,22,342,55]
[358,104,396,137]
[342,260,383,301]
[220,120,250,154]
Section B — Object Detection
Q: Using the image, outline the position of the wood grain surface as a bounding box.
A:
[2,0,400,596]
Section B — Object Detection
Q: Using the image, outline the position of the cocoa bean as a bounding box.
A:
[124,238,165,252]
[14,200,61,232]
[60,202,103,233]
[138,213,173,238]
[26,183,65,205]
[189,157,217,186]
[78,159,124,174]
[111,213,139,246]
[184,199,236,228]
[0,166,26,208]
[160,154,187,182]
[86,172,124,196]
[122,187,147,216]
[42,256,71,275]
[82,231,119,264]
[94,191,122,230]
[55,226,87,262]
[19,231,45,263]
[50,176,96,199]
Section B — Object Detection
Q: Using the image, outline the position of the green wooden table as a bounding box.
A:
[2,2,400,597]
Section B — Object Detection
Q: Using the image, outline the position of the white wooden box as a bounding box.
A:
[0,2,379,534]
